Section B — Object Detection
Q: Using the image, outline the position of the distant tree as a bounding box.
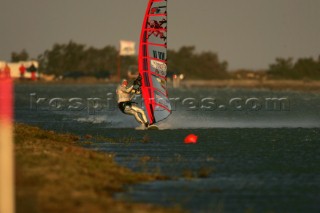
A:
[194,51,228,79]
[63,41,86,72]
[168,46,229,79]
[293,58,319,79]
[267,58,294,79]
[267,57,320,80]
[11,49,29,62]
[81,45,118,76]
[38,42,229,79]
[39,43,67,76]
[38,41,123,78]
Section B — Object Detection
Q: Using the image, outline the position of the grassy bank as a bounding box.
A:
[15,123,183,213]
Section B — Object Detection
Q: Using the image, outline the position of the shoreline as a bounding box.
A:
[181,79,320,92]
[14,79,320,92]
[15,123,183,213]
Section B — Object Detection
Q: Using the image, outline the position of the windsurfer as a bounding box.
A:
[116,79,149,129]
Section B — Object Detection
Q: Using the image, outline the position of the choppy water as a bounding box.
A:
[15,83,320,213]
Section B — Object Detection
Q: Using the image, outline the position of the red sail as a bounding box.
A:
[138,0,171,125]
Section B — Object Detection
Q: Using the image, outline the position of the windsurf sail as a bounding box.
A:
[138,0,171,125]
[139,0,171,124]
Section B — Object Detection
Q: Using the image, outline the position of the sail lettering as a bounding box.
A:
[158,52,165,60]
[153,50,157,58]
[152,51,165,60]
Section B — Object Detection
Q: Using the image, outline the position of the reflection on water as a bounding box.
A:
[15,84,320,213]
[85,128,319,213]
[15,84,320,129]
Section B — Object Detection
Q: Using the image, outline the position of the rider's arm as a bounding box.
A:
[121,85,134,93]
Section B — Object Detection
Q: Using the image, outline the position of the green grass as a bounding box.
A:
[15,123,184,213]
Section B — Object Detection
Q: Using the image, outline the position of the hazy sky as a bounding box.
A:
[1,0,320,70]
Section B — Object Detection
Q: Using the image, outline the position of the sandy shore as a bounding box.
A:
[14,123,183,213]
[181,79,320,92]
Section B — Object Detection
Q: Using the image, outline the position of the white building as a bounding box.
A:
[0,60,39,79]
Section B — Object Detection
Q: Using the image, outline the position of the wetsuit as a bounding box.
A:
[116,84,148,126]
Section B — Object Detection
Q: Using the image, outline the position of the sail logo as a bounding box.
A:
[147,19,167,42]
[151,7,160,14]
[151,60,167,73]
[148,19,167,30]
[150,6,166,14]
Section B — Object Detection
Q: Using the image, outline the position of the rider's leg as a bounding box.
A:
[131,105,148,124]
[124,106,144,124]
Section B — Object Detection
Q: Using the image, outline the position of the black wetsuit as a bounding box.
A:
[118,101,132,113]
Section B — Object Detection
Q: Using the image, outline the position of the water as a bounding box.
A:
[14,83,320,213]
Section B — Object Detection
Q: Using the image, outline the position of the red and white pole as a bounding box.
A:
[0,76,15,213]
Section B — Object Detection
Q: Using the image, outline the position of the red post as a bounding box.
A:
[0,76,15,213]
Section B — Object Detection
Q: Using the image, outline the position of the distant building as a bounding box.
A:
[231,69,267,80]
[0,60,39,79]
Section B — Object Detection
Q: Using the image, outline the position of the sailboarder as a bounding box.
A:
[117,0,170,130]
[116,79,149,129]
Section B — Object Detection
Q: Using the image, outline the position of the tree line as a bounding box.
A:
[37,41,136,79]
[10,41,320,80]
[168,46,229,79]
[11,41,229,79]
[267,56,320,80]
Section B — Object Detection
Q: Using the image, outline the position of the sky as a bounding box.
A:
[1,0,320,70]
